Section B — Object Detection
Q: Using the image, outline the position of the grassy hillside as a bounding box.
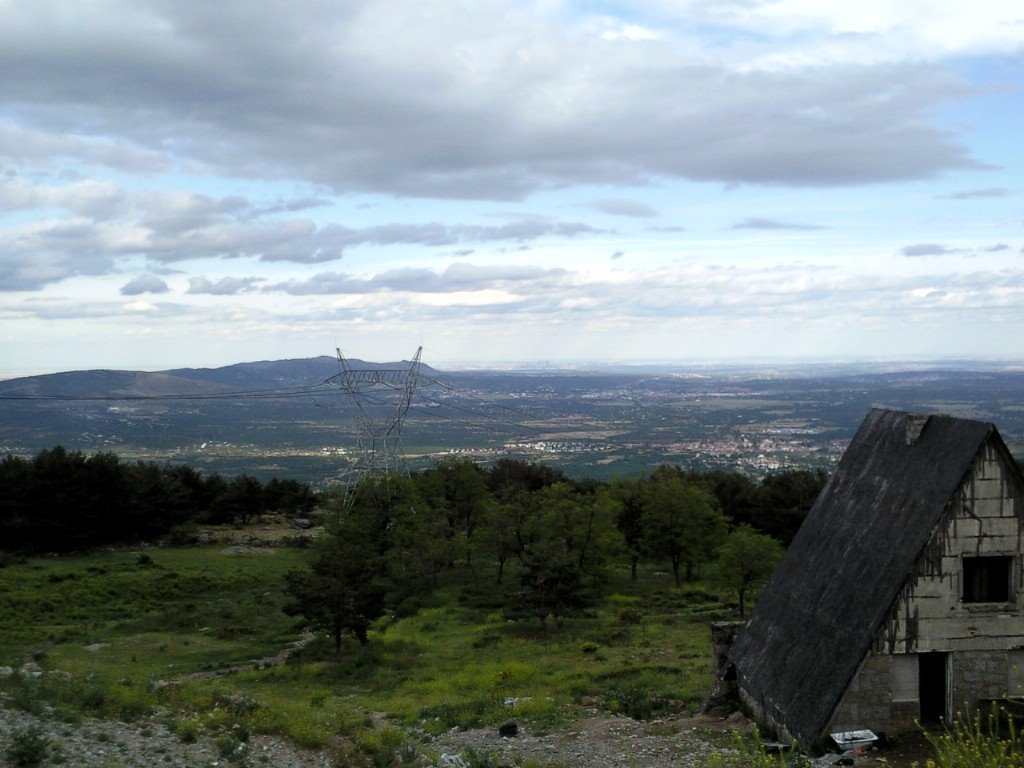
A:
[0,540,730,761]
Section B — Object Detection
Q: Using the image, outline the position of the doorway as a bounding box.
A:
[919,652,950,723]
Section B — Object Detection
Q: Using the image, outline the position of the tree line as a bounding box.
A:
[0,446,825,639]
[285,458,825,649]
[0,446,317,553]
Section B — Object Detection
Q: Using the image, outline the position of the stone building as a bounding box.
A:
[727,408,1024,749]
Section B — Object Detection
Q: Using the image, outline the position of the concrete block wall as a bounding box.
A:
[877,442,1024,655]
[829,441,1024,735]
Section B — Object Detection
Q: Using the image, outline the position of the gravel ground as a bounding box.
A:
[0,705,333,768]
[423,712,749,768]
[0,704,743,768]
[1,703,912,768]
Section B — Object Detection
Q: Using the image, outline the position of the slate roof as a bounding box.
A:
[728,408,1015,748]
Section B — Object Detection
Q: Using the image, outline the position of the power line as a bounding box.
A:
[0,384,333,402]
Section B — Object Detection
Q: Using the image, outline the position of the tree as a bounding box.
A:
[481,500,521,584]
[502,483,617,626]
[215,474,264,525]
[640,466,728,586]
[535,482,618,582]
[698,470,757,528]
[751,469,826,545]
[416,457,490,566]
[610,476,650,581]
[282,475,415,650]
[715,524,784,617]
[485,458,568,502]
[503,546,591,629]
[263,477,318,516]
[283,531,385,650]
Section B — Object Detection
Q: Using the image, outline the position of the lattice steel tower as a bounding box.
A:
[325,346,424,496]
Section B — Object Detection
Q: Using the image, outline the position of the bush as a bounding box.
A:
[4,724,51,768]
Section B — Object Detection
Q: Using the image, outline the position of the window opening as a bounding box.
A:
[962,556,1012,603]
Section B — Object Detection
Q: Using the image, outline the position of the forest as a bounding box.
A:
[0,448,825,643]
[0,447,317,553]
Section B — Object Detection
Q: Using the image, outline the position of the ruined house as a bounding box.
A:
[727,408,1024,749]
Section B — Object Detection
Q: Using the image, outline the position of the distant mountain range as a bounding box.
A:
[0,356,442,398]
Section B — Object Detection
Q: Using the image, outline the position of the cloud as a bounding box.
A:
[591,199,658,218]
[611,251,624,260]
[0,172,601,286]
[120,275,170,295]
[0,2,991,200]
[13,299,190,320]
[249,198,331,216]
[267,262,568,296]
[731,218,827,231]
[983,244,1010,253]
[187,276,261,295]
[901,243,959,257]
[935,187,1012,200]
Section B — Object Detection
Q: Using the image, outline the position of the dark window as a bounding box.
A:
[963,556,1013,603]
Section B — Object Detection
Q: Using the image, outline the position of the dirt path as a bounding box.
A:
[176,629,315,683]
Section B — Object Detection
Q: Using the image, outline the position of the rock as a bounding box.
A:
[0,666,14,677]
[499,722,519,738]
[292,518,313,530]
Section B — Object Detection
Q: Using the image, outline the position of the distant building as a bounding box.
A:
[727,408,1024,749]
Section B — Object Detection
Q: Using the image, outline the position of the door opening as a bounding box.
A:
[919,652,949,724]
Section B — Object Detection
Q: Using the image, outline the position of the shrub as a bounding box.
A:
[6,673,46,716]
[606,682,655,720]
[616,606,643,625]
[4,724,51,768]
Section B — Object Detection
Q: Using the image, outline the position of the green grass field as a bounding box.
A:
[0,542,733,760]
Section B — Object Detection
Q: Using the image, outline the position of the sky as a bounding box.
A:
[1,0,1022,376]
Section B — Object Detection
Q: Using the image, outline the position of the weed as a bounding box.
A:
[918,708,1024,768]
[462,746,501,768]
[175,719,200,744]
[471,631,501,649]
[606,681,656,720]
[80,683,107,710]
[355,726,418,768]
[3,724,51,768]
[217,734,250,765]
[704,727,809,768]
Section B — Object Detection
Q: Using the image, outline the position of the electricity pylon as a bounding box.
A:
[325,346,424,502]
